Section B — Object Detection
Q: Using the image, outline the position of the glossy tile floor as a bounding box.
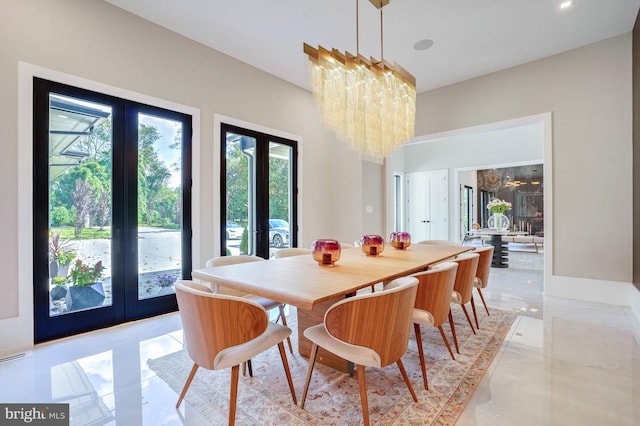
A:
[459,248,640,426]
[0,248,638,425]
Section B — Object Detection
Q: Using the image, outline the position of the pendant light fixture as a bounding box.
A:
[304,0,416,160]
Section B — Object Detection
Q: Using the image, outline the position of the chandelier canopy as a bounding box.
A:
[304,0,416,161]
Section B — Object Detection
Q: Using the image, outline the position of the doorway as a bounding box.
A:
[220,123,298,259]
[33,78,192,342]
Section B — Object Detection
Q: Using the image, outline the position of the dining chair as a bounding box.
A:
[174,280,297,426]
[417,239,460,245]
[206,255,292,354]
[410,261,459,390]
[300,276,419,425]
[273,247,312,258]
[472,245,494,319]
[449,252,480,353]
[205,255,265,295]
[272,248,311,351]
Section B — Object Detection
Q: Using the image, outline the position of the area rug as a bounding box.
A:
[147,306,518,425]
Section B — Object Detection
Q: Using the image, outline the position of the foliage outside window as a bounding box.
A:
[225,141,291,229]
[68,260,104,287]
[50,119,182,237]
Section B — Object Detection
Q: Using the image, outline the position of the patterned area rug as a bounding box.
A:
[148,306,518,425]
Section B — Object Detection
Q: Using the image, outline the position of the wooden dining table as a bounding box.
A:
[192,243,471,372]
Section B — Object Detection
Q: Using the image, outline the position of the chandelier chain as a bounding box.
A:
[356,0,360,56]
[380,7,383,62]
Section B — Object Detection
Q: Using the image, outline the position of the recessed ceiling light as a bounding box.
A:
[560,0,574,9]
[413,39,434,51]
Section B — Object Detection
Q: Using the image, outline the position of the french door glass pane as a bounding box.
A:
[268,141,292,257]
[463,186,473,234]
[48,94,113,316]
[222,125,295,259]
[225,131,256,256]
[137,113,183,300]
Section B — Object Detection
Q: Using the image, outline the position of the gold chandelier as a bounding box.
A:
[304,0,416,160]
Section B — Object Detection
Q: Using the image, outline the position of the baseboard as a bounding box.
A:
[630,285,640,344]
[544,274,631,306]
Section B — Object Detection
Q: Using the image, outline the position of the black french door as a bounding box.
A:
[220,123,298,259]
[33,78,192,342]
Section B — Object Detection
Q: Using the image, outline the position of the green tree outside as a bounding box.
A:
[225,140,291,229]
[50,118,182,238]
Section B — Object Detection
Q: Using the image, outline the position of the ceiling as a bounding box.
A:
[104,0,639,93]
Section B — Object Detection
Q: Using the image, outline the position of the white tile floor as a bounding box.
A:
[458,249,640,426]
[0,249,638,425]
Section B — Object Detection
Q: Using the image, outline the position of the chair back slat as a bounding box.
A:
[205,255,264,296]
[206,255,264,267]
[474,246,494,289]
[274,248,312,258]
[175,281,268,370]
[452,253,480,304]
[325,276,418,367]
[417,240,459,246]
[411,262,458,326]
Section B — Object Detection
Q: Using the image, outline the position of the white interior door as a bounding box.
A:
[407,170,449,241]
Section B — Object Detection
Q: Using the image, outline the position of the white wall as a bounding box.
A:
[384,149,407,234]
[405,33,633,306]
[362,161,384,237]
[405,123,544,171]
[0,0,364,357]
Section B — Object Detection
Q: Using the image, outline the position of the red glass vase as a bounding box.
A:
[390,231,411,250]
[360,235,384,256]
[311,239,341,267]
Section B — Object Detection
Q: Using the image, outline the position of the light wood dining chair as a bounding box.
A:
[174,280,297,426]
[473,245,494,319]
[206,255,292,354]
[449,252,480,353]
[205,255,263,293]
[410,261,459,390]
[417,239,460,245]
[301,276,419,426]
[271,248,311,351]
[273,247,312,258]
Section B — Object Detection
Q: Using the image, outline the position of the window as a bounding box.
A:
[33,78,192,342]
